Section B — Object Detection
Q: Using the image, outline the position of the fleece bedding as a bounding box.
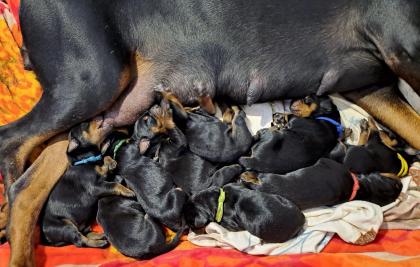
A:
[1,1,420,266]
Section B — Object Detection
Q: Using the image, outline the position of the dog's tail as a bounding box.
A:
[141,217,188,259]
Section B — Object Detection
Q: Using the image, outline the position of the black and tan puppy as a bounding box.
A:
[239,95,341,174]
[185,183,305,243]
[241,158,403,209]
[162,92,253,163]
[97,196,185,259]
[115,105,187,231]
[158,125,243,196]
[339,119,410,176]
[40,126,135,247]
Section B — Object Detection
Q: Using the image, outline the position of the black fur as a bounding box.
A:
[185,183,305,243]
[40,126,135,247]
[116,108,187,231]
[97,196,185,259]
[169,103,253,163]
[239,95,340,174]
[343,131,408,175]
[158,125,243,196]
[241,158,402,209]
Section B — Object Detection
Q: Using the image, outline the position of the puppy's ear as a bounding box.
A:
[318,97,333,114]
[199,95,216,115]
[67,134,79,153]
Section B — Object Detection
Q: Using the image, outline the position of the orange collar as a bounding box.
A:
[349,172,360,201]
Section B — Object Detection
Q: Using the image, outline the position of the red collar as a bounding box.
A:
[349,172,360,201]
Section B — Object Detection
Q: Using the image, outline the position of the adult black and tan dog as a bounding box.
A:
[2,0,420,265]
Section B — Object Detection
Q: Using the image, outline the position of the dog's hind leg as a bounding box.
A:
[358,119,370,146]
[344,86,420,149]
[44,219,108,248]
[231,106,253,147]
[95,182,136,198]
[2,4,133,266]
[6,134,69,267]
[210,164,243,187]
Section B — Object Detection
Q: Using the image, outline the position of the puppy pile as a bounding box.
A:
[39,92,408,259]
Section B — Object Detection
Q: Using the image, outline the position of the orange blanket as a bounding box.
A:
[1,1,420,266]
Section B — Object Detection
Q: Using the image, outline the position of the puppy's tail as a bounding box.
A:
[142,217,188,259]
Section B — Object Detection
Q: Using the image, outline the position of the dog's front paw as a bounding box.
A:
[114,184,136,198]
[83,236,109,248]
[359,119,369,132]
[86,232,107,240]
[103,156,118,171]
[240,171,261,185]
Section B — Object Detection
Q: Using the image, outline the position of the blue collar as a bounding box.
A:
[315,117,343,138]
[73,154,103,166]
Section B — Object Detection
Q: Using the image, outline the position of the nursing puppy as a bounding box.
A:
[339,119,411,176]
[41,125,135,247]
[239,95,341,174]
[162,92,253,163]
[97,196,185,259]
[241,158,403,209]
[158,124,243,195]
[116,105,187,231]
[185,183,305,243]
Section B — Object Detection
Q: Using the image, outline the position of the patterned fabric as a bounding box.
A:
[0,0,41,126]
[1,1,420,266]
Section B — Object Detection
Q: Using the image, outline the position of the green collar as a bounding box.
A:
[215,188,225,223]
[113,139,129,159]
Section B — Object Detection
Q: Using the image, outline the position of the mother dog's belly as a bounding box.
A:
[100,45,390,131]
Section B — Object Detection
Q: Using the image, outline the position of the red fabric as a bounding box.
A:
[4,0,19,27]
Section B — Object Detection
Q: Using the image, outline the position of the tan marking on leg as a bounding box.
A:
[27,143,47,165]
[95,156,117,177]
[345,86,420,150]
[198,95,216,115]
[112,183,136,197]
[8,133,69,267]
[358,119,370,145]
[11,134,52,185]
[222,107,234,124]
[240,171,261,185]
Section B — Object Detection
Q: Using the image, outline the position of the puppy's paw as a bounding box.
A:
[240,171,261,185]
[360,119,369,132]
[343,127,353,140]
[114,184,136,198]
[232,105,241,113]
[86,232,106,240]
[103,156,118,171]
[222,107,234,124]
[83,237,109,248]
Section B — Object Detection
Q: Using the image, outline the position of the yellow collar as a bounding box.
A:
[215,188,225,223]
[397,153,408,177]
